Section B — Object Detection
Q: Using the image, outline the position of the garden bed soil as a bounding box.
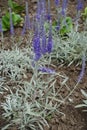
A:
[0,0,87,130]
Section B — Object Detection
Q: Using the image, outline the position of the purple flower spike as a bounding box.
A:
[33,33,41,61]
[38,67,55,74]
[41,0,46,15]
[21,2,30,35]
[77,0,83,11]
[56,25,60,31]
[47,14,51,21]
[41,28,47,54]
[47,37,53,53]
[47,22,53,53]
[77,54,86,83]
[56,19,60,31]
[9,8,14,35]
[55,0,60,6]
[36,0,41,21]
[61,0,68,16]
[25,1,30,29]
[47,0,51,21]
[0,18,3,33]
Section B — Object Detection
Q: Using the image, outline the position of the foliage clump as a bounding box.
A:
[0,0,87,130]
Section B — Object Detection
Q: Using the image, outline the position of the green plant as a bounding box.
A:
[1,70,67,130]
[59,16,73,36]
[81,7,87,31]
[0,76,5,94]
[8,0,24,13]
[45,16,73,36]
[52,29,87,65]
[0,47,33,81]
[75,89,87,112]
[1,0,24,31]
[81,7,87,20]
[2,11,23,31]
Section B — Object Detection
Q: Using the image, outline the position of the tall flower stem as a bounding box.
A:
[75,0,83,32]
[0,18,4,48]
[0,9,4,48]
[1,31,4,49]
[9,8,15,48]
[77,54,86,83]
[25,1,30,30]
[61,0,68,17]
[32,61,39,88]
[47,0,51,21]
[75,10,80,32]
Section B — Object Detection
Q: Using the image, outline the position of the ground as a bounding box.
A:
[0,0,87,130]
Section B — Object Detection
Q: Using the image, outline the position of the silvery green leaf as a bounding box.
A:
[83,100,87,105]
[40,118,49,127]
[61,77,68,85]
[81,89,87,98]
[38,122,44,130]
[1,124,11,130]
[82,110,87,112]
[75,104,87,108]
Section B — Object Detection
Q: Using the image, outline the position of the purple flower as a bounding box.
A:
[39,15,44,36]
[36,0,41,21]
[0,18,3,33]
[56,19,60,31]
[25,1,30,29]
[47,22,53,53]
[47,0,51,21]
[56,25,60,31]
[41,28,47,54]
[47,36,53,53]
[38,67,55,74]
[33,32,41,61]
[77,0,83,11]
[61,0,68,16]
[55,0,60,6]
[41,0,46,14]
[9,8,14,35]
[77,55,86,83]
[47,14,51,21]
[21,2,30,35]
[36,0,46,23]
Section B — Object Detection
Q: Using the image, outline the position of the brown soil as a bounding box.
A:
[0,0,87,130]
